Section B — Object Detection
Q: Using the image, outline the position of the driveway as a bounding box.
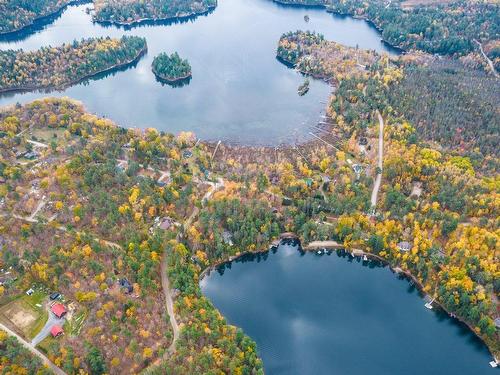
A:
[0,322,66,375]
[31,306,65,346]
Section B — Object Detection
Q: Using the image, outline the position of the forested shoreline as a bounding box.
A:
[0,0,498,373]
[0,0,80,35]
[93,0,217,25]
[0,36,147,93]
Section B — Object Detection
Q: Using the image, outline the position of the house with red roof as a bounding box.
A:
[51,303,67,318]
[50,325,64,338]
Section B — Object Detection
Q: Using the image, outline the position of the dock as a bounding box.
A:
[303,240,343,251]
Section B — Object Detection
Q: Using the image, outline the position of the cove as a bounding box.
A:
[201,243,495,374]
[0,0,397,145]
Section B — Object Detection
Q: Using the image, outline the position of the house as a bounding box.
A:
[158,217,174,230]
[51,303,67,318]
[50,325,64,338]
[222,231,234,246]
[397,241,412,252]
[495,318,500,329]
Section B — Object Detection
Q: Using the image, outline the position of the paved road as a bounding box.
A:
[0,322,66,375]
[370,110,384,210]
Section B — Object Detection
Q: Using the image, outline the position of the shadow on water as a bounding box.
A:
[0,52,145,99]
[154,75,192,88]
[95,7,216,31]
[0,0,92,43]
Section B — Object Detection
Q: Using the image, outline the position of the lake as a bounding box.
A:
[201,243,495,374]
[0,0,397,145]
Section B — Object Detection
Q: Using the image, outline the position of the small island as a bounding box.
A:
[0,36,147,93]
[152,52,192,85]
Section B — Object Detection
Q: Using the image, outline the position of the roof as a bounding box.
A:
[495,318,500,328]
[50,325,64,337]
[159,217,173,230]
[397,241,412,251]
[51,303,66,317]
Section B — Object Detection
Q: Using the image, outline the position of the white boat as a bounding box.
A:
[363,255,368,261]
[424,302,433,309]
[489,361,498,368]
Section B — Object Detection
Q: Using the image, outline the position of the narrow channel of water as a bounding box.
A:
[201,243,495,374]
[0,0,396,144]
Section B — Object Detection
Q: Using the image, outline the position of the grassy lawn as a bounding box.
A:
[37,335,57,355]
[0,290,48,340]
[30,127,68,145]
[23,291,48,339]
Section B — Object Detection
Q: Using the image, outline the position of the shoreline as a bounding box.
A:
[325,8,406,54]
[151,67,192,84]
[93,5,217,28]
[0,45,147,95]
[0,0,90,37]
[198,236,499,361]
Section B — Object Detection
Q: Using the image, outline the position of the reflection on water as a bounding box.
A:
[202,243,494,375]
[0,0,397,144]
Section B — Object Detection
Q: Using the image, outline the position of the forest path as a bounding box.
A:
[474,39,499,78]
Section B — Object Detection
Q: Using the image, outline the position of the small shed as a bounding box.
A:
[50,325,64,338]
[51,303,67,318]
[49,292,61,301]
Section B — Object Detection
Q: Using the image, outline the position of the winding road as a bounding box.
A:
[370,110,384,211]
[160,177,224,356]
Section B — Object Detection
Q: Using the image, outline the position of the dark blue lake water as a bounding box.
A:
[201,243,496,374]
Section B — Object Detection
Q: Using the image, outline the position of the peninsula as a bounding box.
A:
[0,36,147,93]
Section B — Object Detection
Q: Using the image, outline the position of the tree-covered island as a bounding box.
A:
[93,0,217,25]
[152,52,192,83]
[0,36,147,93]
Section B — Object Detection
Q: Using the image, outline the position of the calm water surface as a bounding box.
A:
[0,0,396,144]
[201,243,495,374]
